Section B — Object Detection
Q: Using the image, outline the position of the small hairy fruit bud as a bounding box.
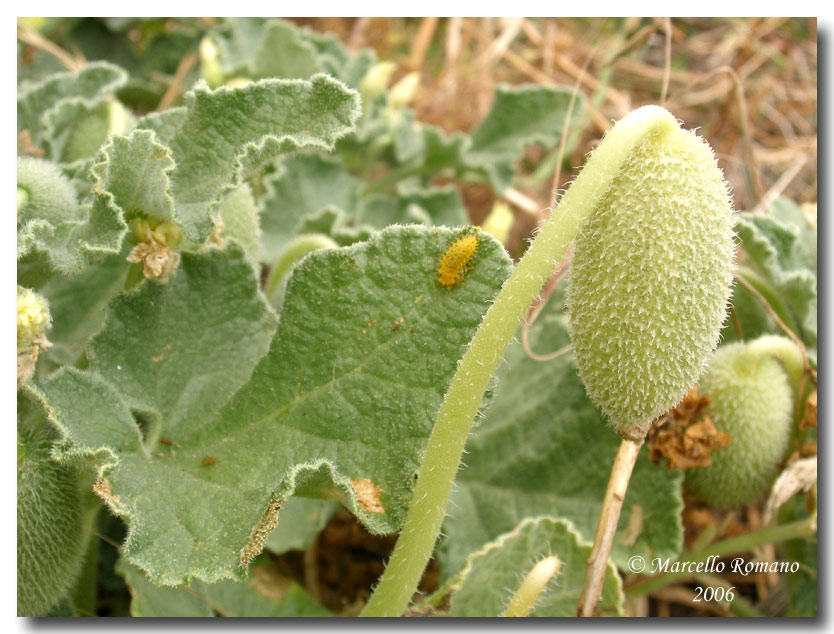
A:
[567,114,735,434]
[685,336,801,508]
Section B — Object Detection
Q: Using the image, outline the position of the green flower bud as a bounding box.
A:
[566,113,735,435]
[199,37,225,88]
[481,201,514,246]
[360,61,397,102]
[389,71,421,110]
[17,287,51,348]
[685,336,800,508]
[17,157,79,226]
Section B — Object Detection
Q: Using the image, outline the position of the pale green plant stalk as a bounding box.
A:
[502,556,562,617]
[265,234,338,308]
[360,106,681,617]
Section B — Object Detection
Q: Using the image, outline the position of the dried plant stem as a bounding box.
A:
[157,50,199,112]
[751,153,808,214]
[660,18,672,106]
[578,436,644,617]
[17,20,83,71]
[408,17,439,70]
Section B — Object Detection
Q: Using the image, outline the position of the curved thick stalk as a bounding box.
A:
[360,106,680,617]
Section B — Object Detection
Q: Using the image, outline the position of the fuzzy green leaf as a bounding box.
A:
[136,75,361,242]
[17,188,129,274]
[212,17,373,88]
[395,185,468,227]
[465,84,580,191]
[440,291,684,578]
[87,246,277,435]
[36,226,512,585]
[89,130,176,223]
[39,252,130,368]
[468,84,576,161]
[261,154,467,263]
[296,207,375,247]
[117,558,331,617]
[261,154,360,262]
[421,125,469,173]
[393,109,426,163]
[732,200,817,346]
[251,20,323,79]
[17,129,177,275]
[17,157,80,226]
[210,17,269,77]
[446,517,623,617]
[134,108,187,146]
[18,62,127,160]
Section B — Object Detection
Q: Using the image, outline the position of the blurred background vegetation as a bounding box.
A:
[18,17,817,246]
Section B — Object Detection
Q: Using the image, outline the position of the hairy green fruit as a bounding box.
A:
[17,404,85,616]
[566,115,735,434]
[17,157,79,226]
[685,336,801,508]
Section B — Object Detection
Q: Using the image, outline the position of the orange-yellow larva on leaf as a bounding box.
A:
[437,233,479,288]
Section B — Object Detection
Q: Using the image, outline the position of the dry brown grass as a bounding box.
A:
[296,17,817,218]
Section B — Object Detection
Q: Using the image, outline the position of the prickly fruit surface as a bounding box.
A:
[17,410,84,616]
[566,120,735,433]
[685,336,799,508]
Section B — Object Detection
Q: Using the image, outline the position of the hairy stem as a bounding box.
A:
[578,436,643,616]
[360,105,680,617]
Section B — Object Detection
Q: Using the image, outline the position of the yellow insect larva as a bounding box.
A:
[437,232,479,288]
